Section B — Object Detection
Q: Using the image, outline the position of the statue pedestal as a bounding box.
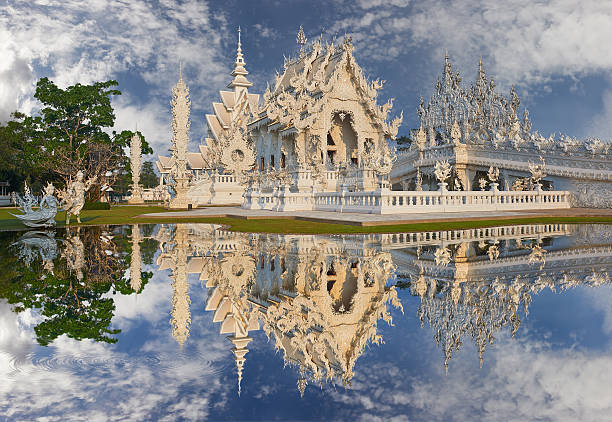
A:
[169,178,190,209]
[128,185,144,204]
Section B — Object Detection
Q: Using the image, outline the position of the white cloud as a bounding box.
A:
[253,23,277,39]
[332,0,612,91]
[329,331,612,422]
[0,275,232,421]
[112,96,173,158]
[585,88,612,140]
[356,0,411,9]
[0,0,230,156]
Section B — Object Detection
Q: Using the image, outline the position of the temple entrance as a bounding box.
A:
[326,113,358,166]
[326,262,357,313]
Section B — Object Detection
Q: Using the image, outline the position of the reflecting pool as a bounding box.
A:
[1,223,612,421]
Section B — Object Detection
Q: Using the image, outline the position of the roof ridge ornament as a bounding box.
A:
[297,25,307,57]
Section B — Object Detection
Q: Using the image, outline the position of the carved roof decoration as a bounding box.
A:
[411,54,612,158]
[258,30,402,139]
[418,54,528,139]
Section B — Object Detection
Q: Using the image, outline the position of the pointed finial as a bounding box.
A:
[297,25,307,57]
[179,61,183,81]
[235,26,244,65]
[228,24,252,91]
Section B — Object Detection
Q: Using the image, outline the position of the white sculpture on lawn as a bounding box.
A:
[11,182,60,228]
[128,132,144,204]
[58,171,97,225]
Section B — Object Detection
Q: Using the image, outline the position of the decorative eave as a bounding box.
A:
[247,114,268,129]
[212,102,231,129]
[206,114,224,143]
[280,127,297,138]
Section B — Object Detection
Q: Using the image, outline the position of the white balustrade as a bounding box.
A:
[245,187,571,214]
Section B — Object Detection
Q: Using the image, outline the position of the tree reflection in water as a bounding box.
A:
[1,225,152,345]
[1,222,611,397]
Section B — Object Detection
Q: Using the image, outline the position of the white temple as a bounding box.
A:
[157,28,611,212]
[390,55,612,208]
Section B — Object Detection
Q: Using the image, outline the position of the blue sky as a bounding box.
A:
[2,0,612,160]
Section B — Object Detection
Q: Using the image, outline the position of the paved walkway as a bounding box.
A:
[138,207,612,227]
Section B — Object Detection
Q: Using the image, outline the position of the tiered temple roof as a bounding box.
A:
[158,27,260,177]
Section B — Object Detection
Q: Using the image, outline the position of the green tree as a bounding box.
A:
[19,78,152,200]
[0,113,50,193]
[140,161,159,188]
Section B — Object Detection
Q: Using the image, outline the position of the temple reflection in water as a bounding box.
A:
[155,224,403,395]
[149,223,612,393]
[9,223,611,395]
[392,224,612,371]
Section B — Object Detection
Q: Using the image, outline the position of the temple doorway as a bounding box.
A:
[326,113,358,166]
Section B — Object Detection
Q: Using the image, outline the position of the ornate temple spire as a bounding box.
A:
[170,66,190,178]
[170,270,191,348]
[128,132,143,203]
[228,26,253,93]
[170,226,191,347]
[442,51,455,89]
[296,26,307,57]
[228,335,252,396]
[168,65,191,208]
[476,57,488,94]
[130,224,142,292]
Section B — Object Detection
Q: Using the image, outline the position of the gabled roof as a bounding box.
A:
[213,102,231,128]
[220,91,236,110]
[187,152,206,169]
[157,155,173,170]
[206,113,225,142]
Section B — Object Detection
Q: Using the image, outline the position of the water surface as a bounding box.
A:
[1,223,611,421]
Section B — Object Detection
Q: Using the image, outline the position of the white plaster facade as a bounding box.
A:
[390,55,612,209]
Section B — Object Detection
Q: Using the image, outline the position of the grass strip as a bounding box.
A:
[1,206,611,234]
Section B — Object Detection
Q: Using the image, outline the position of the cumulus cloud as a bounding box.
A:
[112,96,173,158]
[0,0,230,155]
[332,0,612,90]
[329,331,612,422]
[0,269,233,421]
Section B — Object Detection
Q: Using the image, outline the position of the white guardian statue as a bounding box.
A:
[58,171,97,224]
[11,182,60,228]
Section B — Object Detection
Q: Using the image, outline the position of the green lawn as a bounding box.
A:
[1,205,611,234]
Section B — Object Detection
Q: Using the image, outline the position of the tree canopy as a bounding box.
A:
[0,77,152,199]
